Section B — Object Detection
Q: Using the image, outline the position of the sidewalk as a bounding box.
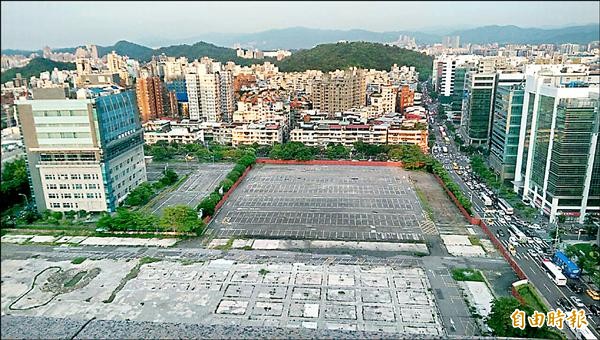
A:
[0,234,178,247]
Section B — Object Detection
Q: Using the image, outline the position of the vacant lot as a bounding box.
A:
[409,172,470,235]
[209,164,428,242]
[1,258,443,336]
[146,162,234,214]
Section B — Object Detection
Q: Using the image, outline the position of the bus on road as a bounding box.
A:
[481,193,492,206]
[498,198,514,215]
[541,260,567,286]
[508,224,528,244]
[553,251,581,279]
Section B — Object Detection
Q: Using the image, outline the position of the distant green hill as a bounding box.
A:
[1,58,76,84]
[151,41,266,66]
[277,42,433,80]
[97,40,154,60]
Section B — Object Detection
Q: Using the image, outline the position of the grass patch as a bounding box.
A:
[64,271,86,287]
[103,257,160,303]
[180,259,202,266]
[468,236,481,246]
[71,257,86,265]
[414,187,434,220]
[139,257,160,265]
[516,283,548,313]
[213,238,234,251]
[259,269,270,276]
[451,268,485,282]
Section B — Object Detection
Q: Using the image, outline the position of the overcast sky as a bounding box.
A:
[2,1,599,49]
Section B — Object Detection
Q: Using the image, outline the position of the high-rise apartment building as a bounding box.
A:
[185,64,234,122]
[16,88,147,213]
[432,55,478,98]
[135,76,166,122]
[442,36,460,49]
[489,74,525,181]
[397,85,415,113]
[514,70,599,223]
[369,84,396,114]
[312,68,366,114]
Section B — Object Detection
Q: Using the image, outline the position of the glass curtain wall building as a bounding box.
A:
[515,71,599,223]
[460,72,497,146]
[17,88,147,213]
[490,83,525,181]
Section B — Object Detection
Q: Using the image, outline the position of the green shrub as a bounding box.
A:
[226,170,242,182]
[233,163,246,174]
[220,179,235,192]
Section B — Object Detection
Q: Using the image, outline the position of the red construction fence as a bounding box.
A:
[433,174,528,280]
[256,159,404,167]
[202,164,253,225]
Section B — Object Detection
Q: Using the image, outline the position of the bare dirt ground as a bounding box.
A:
[409,172,470,235]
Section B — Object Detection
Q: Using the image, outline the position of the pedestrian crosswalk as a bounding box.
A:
[418,218,438,235]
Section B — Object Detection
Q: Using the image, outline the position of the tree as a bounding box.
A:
[557,215,566,224]
[160,205,204,233]
[195,148,213,162]
[197,192,222,217]
[325,143,349,160]
[149,143,171,161]
[1,158,30,210]
[124,182,155,206]
[160,169,179,186]
[487,297,532,338]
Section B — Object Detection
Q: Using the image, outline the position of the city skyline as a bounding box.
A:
[1,1,599,49]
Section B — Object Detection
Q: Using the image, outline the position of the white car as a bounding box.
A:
[533,237,544,244]
[509,236,517,244]
[570,296,585,308]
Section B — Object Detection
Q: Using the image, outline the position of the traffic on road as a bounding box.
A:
[423,82,600,339]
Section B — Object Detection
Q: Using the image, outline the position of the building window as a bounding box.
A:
[61,193,72,199]
[59,174,69,180]
[83,174,92,180]
[62,203,72,208]
[47,184,57,190]
[50,203,61,208]
[59,184,69,190]
[74,193,83,199]
[71,174,81,180]
[48,193,58,199]
[73,184,83,190]
[44,174,56,180]
[87,183,97,189]
[86,193,95,199]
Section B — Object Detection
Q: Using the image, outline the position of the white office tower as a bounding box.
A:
[514,67,599,224]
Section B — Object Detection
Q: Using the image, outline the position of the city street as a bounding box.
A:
[424,85,600,339]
